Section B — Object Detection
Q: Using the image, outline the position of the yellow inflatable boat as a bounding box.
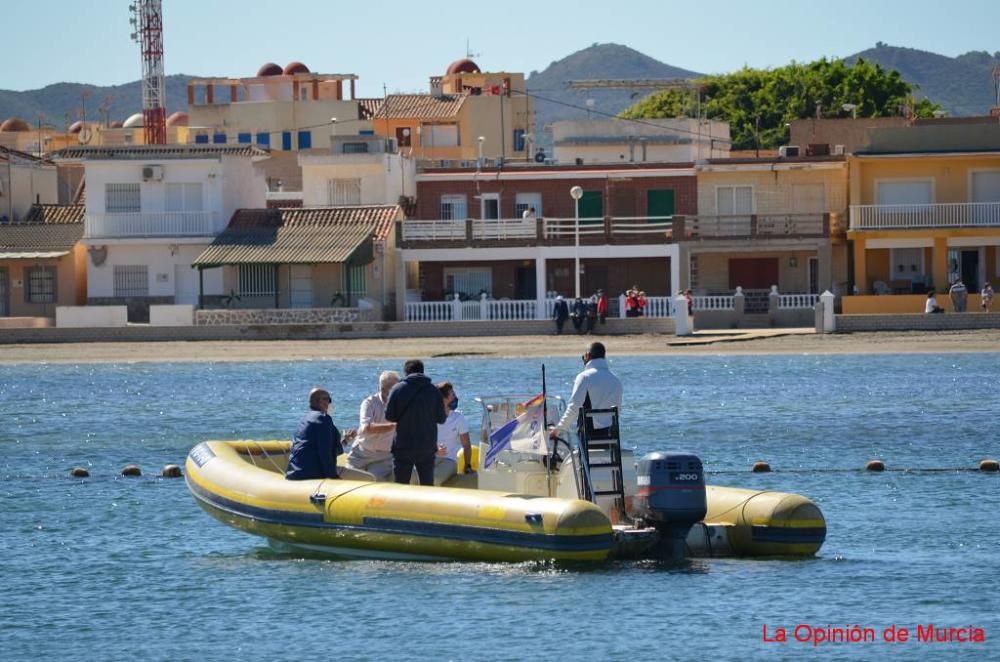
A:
[185,438,826,562]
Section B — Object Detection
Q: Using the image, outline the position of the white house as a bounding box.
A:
[299,134,415,207]
[1,146,58,223]
[49,144,270,318]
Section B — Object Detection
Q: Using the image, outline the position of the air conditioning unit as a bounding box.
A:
[831,144,845,156]
[778,145,800,158]
[142,165,163,181]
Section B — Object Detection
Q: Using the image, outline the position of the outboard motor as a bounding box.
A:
[634,452,707,560]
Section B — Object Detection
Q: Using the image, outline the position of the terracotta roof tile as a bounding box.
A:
[22,204,85,224]
[377,94,466,119]
[48,144,270,161]
[357,98,384,120]
[192,205,400,266]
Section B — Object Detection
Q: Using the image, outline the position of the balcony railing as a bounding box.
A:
[686,213,836,239]
[850,202,1000,230]
[85,211,220,239]
[399,213,839,246]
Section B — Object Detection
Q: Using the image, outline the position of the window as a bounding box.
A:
[716,185,753,216]
[105,183,140,214]
[255,132,270,147]
[237,132,252,144]
[24,266,56,303]
[440,194,467,220]
[328,179,361,205]
[166,183,203,212]
[238,265,276,296]
[194,134,209,144]
[342,142,369,154]
[877,180,932,205]
[396,127,412,147]
[282,132,292,150]
[113,265,148,297]
[513,129,526,152]
[444,267,491,298]
[422,125,458,147]
[347,263,367,301]
[515,192,542,218]
[480,193,500,220]
[212,133,226,144]
[298,130,312,149]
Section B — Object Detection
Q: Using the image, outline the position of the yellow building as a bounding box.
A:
[847,122,1000,311]
[370,59,532,162]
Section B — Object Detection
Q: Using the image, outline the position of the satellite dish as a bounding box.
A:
[78,128,93,145]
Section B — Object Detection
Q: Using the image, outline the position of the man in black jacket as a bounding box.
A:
[385,359,447,485]
[286,388,344,480]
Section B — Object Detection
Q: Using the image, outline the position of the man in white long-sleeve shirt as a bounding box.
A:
[550,342,623,441]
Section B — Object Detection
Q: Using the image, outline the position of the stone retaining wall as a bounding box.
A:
[835,312,1000,332]
[0,317,674,344]
[195,307,370,326]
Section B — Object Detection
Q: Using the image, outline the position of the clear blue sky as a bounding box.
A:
[3,0,998,95]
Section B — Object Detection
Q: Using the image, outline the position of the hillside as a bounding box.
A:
[0,75,193,129]
[525,43,701,147]
[846,43,999,117]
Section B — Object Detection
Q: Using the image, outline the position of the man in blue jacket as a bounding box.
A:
[385,359,447,486]
[286,388,347,480]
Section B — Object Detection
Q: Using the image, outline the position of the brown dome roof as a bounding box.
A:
[446,58,480,75]
[0,117,30,132]
[257,62,283,76]
[165,111,189,127]
[68,121,84,134]
[283,61,310,75]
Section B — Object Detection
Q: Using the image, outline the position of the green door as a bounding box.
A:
[647,189,675,220]
[579,190,603,223]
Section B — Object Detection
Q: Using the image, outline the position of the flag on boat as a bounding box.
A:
[484,394,547,467]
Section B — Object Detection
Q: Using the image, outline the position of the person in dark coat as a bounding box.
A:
[385,359,447,486]
[585,295,598,334]
[286,388,353,480]
[552,295,570,334]
[571,297,587,333]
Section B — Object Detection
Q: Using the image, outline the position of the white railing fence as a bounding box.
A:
[694,295,735,311]
[609,216,673,236]
[543,217,605,239]
[85,211,219,238]
[400,219,465,241]
[850,202,1000,230]
[471,218,536,240]
[779,293,820,309]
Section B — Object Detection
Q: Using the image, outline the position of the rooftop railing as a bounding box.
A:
[850,202,1000,230]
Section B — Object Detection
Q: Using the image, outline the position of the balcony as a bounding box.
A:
[850,202,1000,231]
[685,213,841,240]
[398,216,676,248]
[85,211,220,239]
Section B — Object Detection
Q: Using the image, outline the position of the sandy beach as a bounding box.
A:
[2,328,1000,363]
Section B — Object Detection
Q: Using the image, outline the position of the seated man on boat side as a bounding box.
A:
[549,342,624,442]
[433,381,474,485]
[345,370,399,481]
[287,387,357,480]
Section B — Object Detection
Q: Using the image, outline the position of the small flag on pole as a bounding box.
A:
[484,394,546,467]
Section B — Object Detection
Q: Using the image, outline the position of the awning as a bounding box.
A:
[0,250,70,259]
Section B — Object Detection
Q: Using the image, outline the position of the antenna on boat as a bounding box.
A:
[541,364,548,431]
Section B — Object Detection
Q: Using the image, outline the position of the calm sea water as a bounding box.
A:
[2,353,999,661]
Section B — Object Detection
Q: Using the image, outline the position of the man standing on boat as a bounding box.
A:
[550,342,623,442]
[385,360,447,486]
[345,370,399,481]
[286,388,355,480]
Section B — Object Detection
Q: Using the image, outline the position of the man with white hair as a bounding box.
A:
[346,370,399,480]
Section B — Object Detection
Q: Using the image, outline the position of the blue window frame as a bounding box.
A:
[212,133,226,144]
[297,130,312,149]
[237,132,251,144]
[255,132,270,146]
[281,132,292,150]
[194,134,209,144]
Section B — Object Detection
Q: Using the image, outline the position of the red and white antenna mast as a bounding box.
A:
[129,0,166,144]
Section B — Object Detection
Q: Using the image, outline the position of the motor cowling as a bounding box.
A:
[635,452,707,560]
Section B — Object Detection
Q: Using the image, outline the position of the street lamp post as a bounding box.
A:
[570,186,583,298]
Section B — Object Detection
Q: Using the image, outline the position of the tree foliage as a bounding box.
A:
[620,58,940,150]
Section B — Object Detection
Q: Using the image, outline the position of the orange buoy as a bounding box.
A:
[865,460,885,472]
[979,459,999,472]
[751,461,771,473]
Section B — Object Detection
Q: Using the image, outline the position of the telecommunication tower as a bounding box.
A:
[129,0,166,144]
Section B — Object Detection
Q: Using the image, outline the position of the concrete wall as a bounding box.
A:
[552,119,730,164]
[87,243,222,301]
[842,294,985,314]
[1,160,58,222]
[836,312,1000,332]
[187,99,364,149]
[696,165,848,217]
[299,154,414,206]
[150,304,194,326]
[56,305,127,327]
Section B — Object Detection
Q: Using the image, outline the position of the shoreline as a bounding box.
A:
[2,329,1000,364]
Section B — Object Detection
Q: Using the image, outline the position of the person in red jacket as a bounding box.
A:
[596,289,608,324]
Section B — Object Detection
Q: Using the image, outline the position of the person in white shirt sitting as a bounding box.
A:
[925,291,944,314]
[345,370,399,480]
[434,381,473,485]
